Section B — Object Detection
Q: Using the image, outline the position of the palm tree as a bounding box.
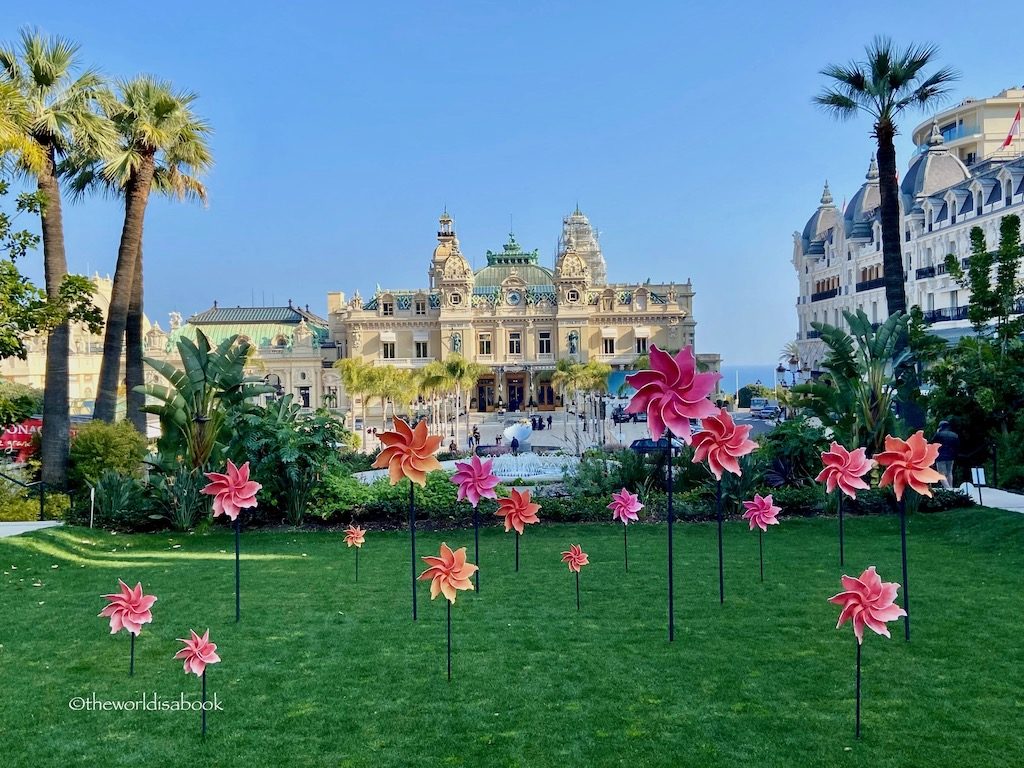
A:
[0,30,113,487]
[815,37,957,317]
[779,340,801,364]
[433,355,487,447]
[335,357,376,451]
[71,76,212,427]
[0,79,43,171]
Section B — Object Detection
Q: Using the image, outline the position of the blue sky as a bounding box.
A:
[9,1,1020,363]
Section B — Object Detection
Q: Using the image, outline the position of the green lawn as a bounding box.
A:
[1,509,1021,767]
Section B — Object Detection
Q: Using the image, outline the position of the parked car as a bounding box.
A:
[757,404,781,420]
[612,406,647,423]
[629,437,684,455]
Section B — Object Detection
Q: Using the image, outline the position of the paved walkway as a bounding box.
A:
[0,521,62,538]
[958,483,1024,513]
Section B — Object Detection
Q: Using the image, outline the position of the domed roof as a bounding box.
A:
[901,122,970,207]
[433,240,452,261]
[801,182,839,252]
[474,233,554,289]
[844,157,881,236]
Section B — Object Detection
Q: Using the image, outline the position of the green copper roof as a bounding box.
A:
[475,233,553,288]
[484,233,540,266]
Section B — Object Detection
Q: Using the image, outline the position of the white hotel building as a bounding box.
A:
[793,87,1024,371]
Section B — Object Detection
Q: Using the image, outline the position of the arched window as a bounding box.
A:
[1006,179,1014,206]
[975,191,983,216]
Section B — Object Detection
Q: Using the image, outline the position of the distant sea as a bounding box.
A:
[719,364,779,395]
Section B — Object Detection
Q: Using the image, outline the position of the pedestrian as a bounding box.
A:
[932,420,959,490]
[546,414,553,429]
[448,439,458,454]
[511,436,520,456]
[496,433,502,447]
[467,434,474,452]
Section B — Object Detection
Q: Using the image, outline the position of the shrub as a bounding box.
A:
[91,471,150,531]
[68,421,146,492]
[149,464,208,532]
[0,477,69,521]
[309,472,373,520]
[758,416,829,487]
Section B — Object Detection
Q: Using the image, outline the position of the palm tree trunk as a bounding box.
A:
[875,131,907,317]
[37,148,71,489]
[125,243,146,433]
[94,157,155,422]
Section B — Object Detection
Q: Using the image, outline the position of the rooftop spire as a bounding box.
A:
[820,180,834,206]
[866,156,879,181]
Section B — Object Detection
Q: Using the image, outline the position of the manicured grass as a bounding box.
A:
[1,508,1021,767]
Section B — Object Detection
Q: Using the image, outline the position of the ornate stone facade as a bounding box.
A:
[327,209,720,413]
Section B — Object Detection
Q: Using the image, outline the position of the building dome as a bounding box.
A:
[801,181,838,253]
[843,157,881,237]
[473,233,554,289]
[901,122,970,208]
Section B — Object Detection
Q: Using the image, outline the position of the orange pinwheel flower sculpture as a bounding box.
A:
[372,417,443,486]
[560,544,589,573]
[875,431,944,500]
[495,488,541,534]
[419,543,478,680]
[419,543,478,604]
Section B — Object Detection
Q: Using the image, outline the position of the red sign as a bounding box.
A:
[1,418,42,463]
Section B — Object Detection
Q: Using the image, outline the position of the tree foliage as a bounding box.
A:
[0,379,42,427]
[0,179,101,360]
[792,309,917,453]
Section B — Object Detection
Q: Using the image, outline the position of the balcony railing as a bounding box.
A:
[915,266,936,279]
[923,306,969,324]
[805,329,822,340]
[855,277,885,292]
[810,288,839,302]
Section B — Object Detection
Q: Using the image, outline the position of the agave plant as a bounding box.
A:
[792,310,917,455]
[137,330,272,469]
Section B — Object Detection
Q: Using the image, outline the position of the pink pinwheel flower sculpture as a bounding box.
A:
[829,566,907,643]
[742,494,781,532]
[344,525,366,548]
[608,488,643,524]
[174,629,221,677]
[816,442,875,499]
[419,543,478,604]
[201,459,261,520]
[451,455,500,507]
[690,408,758,479]
[99,579,156,635]
[560,544,589,573]
[625,345,720,442]
[875,431,945,500]
[495,488,541,534]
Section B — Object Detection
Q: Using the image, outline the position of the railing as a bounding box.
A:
[810,288,839,302]
[923,306,969,324]
[0,470,46,521]
[915,266,936,279]
[805,329,822,340]
[855,277,885,292]
[372,357,435,368]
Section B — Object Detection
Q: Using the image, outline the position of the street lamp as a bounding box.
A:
[775,363,785,400]
[788,355,799,387]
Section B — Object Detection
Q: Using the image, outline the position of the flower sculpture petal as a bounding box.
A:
[494,488,541,534]
[99,579,156,636]
[201,459,262,520]
[742,494,781,532]
[608,488,643,524]
[450,455,500,508]
[560,544,589,573]
[816,442,875,499]
[690,408,758,480]
[174,629,221,677]
[344,525,366,548]
[418,543,478,603]
[625,345,720,442]
[875,431,945,500]
[372,417,444,487]
[829,566,907,644]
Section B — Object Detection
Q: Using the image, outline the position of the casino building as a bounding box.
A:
[327,208,720,413]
